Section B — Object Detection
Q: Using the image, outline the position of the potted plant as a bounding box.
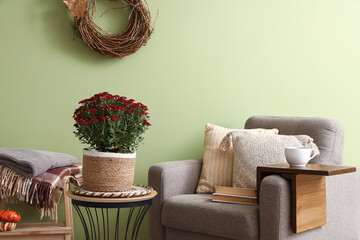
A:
[73,92,151,192]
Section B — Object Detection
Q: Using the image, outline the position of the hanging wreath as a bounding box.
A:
[63,0,153,58]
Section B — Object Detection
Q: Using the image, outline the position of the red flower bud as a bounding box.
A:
[115,106,125,111]
[143,120,151,126]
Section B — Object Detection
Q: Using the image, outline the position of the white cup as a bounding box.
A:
[284,147,317,167]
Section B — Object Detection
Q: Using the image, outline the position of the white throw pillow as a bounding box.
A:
[223,131,319,189]
[196,124,279,193]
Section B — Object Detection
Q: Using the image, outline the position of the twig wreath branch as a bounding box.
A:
[64,0,153,58]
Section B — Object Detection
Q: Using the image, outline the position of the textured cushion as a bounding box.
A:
[196,123,279,193]
[162,194,259,240]
[228,131,319,189]
[244,116,344,165]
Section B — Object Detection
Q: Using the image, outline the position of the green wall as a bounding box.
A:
[1,0,360,239]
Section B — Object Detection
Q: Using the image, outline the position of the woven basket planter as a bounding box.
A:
[82,149,136,192]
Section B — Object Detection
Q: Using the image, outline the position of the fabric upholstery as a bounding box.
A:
[229,131,318,189]
[162,194,259,240]
[244,116,344,165]
[259,171,360,240]
[148,116,356,240]
[197,123,279,193]
[166,228,232,240]
[148,159,202,240]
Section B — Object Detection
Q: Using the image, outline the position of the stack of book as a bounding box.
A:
[212,186,257,205]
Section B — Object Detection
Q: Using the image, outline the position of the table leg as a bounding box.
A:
[72,201,152,240]
[292,174,326,233]
[125,207,135,238]
[114,208,120,239]
[257,170,326,234]
[85,207,97,239]
[132,205,151,240]
[74,205,91,240]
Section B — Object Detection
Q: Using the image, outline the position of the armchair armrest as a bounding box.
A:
[259,170,360,240]
[148,159,202,240]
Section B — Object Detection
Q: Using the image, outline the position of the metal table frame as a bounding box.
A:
[66,190,157,240]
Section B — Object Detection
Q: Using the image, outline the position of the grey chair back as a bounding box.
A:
[244,116,344,165]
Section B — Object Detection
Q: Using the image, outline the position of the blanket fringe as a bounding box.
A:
[0,167,56,220]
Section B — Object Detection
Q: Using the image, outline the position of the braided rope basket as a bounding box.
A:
[72,184,152,198]
[82,149,136,192]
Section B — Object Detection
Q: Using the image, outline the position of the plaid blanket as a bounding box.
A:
[0,163,82,220]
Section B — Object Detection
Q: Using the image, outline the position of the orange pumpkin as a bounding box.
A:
[0,210,20,231]
[0,210,21,223]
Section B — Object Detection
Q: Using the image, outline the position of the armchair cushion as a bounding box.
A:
[229,131,318,189]
[197,123,279,193]
[162,194,259,240]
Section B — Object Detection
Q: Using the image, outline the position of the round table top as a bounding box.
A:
[66,190,157,203]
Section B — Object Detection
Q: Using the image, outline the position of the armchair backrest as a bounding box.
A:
[244,116,344,166]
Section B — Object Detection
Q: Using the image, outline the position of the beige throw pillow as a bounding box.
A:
[226,131,319,189]
[196,124,279,193]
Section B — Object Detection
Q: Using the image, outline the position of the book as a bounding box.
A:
[212,194,257,205]
[212,186,257,205]
[214,186,257,198]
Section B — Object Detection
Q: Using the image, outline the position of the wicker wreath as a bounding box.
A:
[64,0,152,58]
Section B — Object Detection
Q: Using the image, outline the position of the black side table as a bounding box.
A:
[66,190,157,240]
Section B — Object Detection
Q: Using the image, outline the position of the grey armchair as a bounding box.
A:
[148,116,360,240]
